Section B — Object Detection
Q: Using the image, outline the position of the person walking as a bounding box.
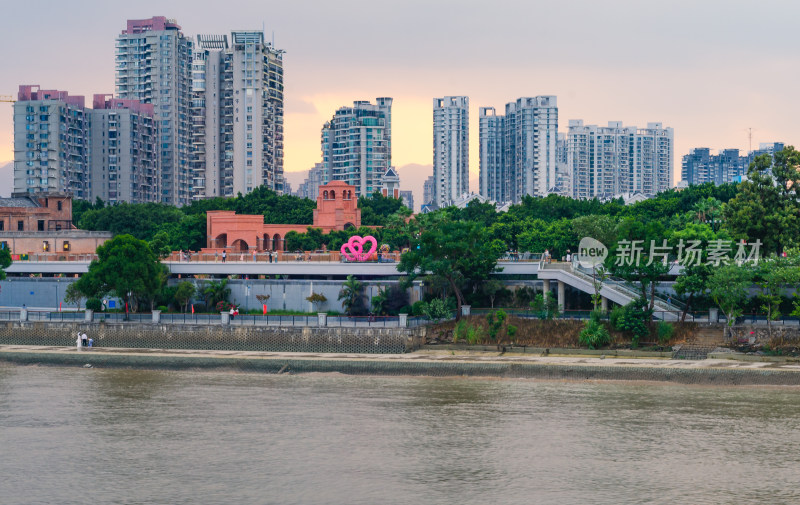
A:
[222,250,227,263]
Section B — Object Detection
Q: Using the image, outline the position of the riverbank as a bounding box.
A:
[3,345,800,386]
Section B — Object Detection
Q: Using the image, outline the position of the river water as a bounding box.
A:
[1,364,799,505]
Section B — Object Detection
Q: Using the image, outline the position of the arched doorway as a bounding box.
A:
[344,223,355,230]
[215,233,228,249]
[272,233,283,251]
[263,234,271,251]
[231,239,249,252]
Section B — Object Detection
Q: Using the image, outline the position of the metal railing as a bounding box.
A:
[10,310,430,328]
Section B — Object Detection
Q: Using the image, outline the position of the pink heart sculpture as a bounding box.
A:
[340,235,378,262]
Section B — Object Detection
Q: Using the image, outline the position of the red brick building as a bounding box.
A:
[205,181,361,252]
[0,192,111,256]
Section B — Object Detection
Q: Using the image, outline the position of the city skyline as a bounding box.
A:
[1,0,798,205]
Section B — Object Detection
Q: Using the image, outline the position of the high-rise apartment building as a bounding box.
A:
[634,122,674,195]
[479,106,506,202]
[13,85,91,198]
[320,98,392,197]
[398,190,414,211]
[477,96,558,203]
[422,175,435,206]
[432,96,469,207]
[505,96,559,201]
[115,16,193,206]
[296,162,324,200]
[681,144,785,186]
[191,31,285,199]
[89,95,159,204]
[569,120,673,199]
[554,132,571,196]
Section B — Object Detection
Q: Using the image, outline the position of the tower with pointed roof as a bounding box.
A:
[381,167,400,199]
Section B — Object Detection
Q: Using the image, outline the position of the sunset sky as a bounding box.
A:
[1,0,798,204]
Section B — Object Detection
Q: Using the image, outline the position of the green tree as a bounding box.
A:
[708,263,753,328]
[399,214,504,319]
[571,214,619,248]
[306,292,328,312]
[0,247,11,281]
[149,231,173,259]
[606,219,671,311]
[73,234,165,313]
[671,224,733,321]
[421,298,451,321]
[724,149,800,255]
[609,298,652,348]
[359,191,406,226]
[481,279,504,309]
[755,260,800,338]
[339,275,367,316]
[174,281,196,313]
[202,279,231,309]
[530,292,560,319]
[63,282,83,310]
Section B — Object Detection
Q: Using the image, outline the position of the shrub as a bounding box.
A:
[507,325,518,343]
[156,305,168,313]
[422,299,451,321]
[579,318,611,349]
[411,300,427,316]
[453,320,483,345]
[610,298,652,348]
[656,321,674,345]
[86,298,102,312]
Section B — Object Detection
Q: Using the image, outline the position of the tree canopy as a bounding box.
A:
[72,234,165,312]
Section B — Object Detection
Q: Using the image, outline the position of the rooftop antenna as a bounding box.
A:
[748,127,753,153]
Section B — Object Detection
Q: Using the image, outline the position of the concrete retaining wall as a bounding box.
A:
[0,321,425,354]
[727,325,800,346]
[0,278,423,313]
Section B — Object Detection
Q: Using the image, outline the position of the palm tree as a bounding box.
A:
[706,197,722,231]
[693,199,710,224]
[203,278,231,310]
[338,275,365,316]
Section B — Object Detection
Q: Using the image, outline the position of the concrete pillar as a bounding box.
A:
[709,308,719,324]
[85,309,93,322]
[601,296,608,312]
[398,313,408,327]
[557,281,565,309]
[152,310,161,324]
[461,305,471,317]
[20,308,28,322]
[542,279,550,294]
[221,312,230,325]
[317,313,328,327]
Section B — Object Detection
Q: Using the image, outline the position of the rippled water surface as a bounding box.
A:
[2,364,800,505]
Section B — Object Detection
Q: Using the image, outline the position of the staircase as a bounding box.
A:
[672,326,724,360]
[538,261,684,320]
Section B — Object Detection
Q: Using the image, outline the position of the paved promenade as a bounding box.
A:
[2,345,800,385]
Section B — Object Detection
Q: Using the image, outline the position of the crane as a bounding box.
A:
[0,95,15,103]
